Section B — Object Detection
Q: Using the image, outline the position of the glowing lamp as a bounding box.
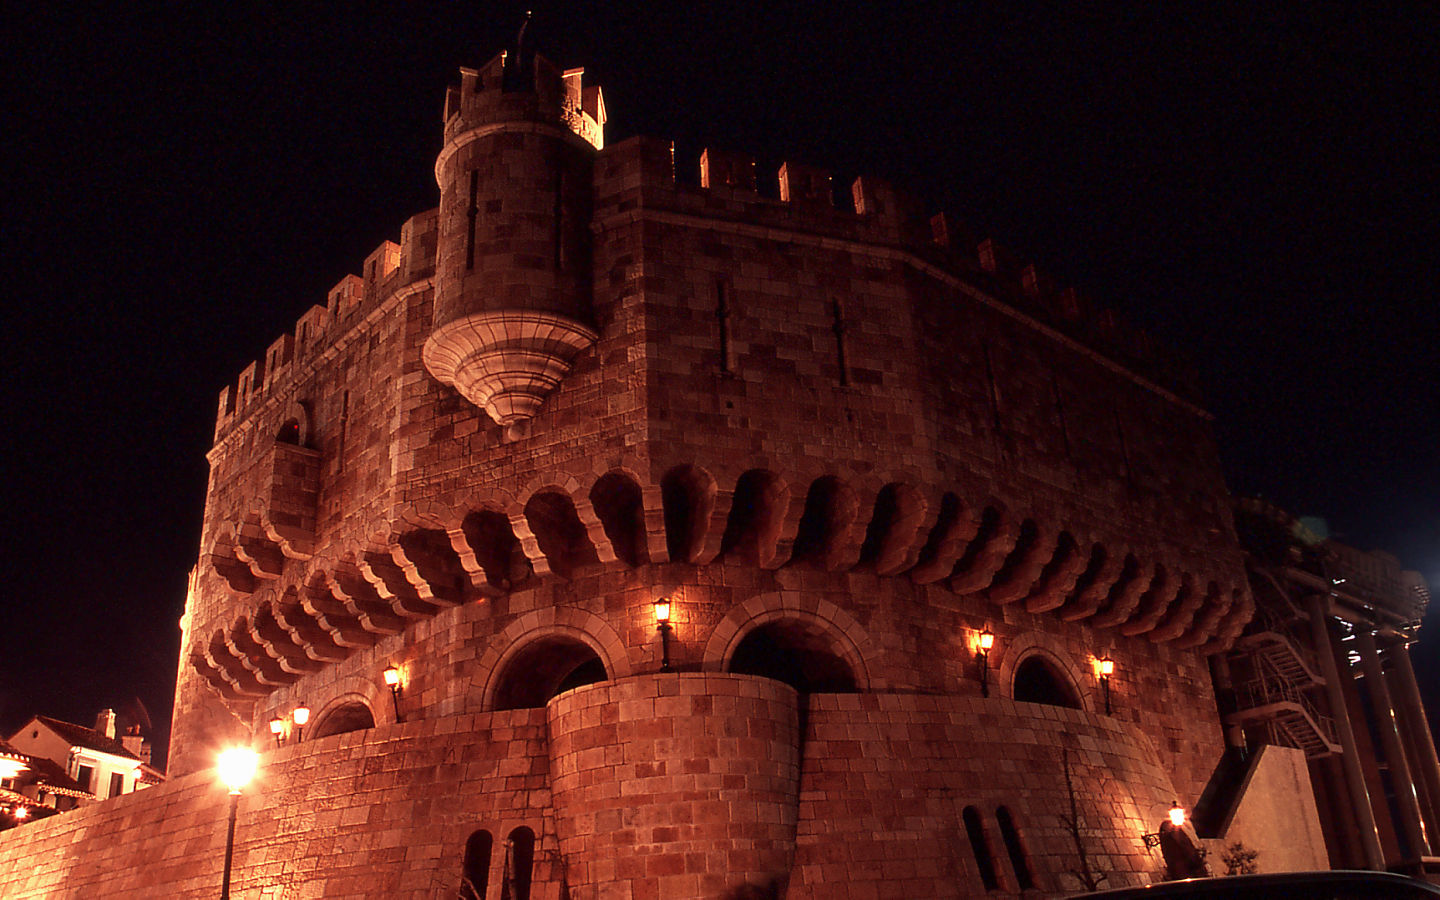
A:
[1168,802,1186,828]
[216,747,258,795]
[653,598,672,624]
[978,629,995,652]
[13,806,28,820]
[653,598,674,672]
[269,716,284,735]
[291,705,310,727]
[0,758,27,780]
[383,664,405,723]
[1098,656,1115,677]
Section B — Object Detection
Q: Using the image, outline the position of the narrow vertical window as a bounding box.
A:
[466,170,480,271]
[716,280,733,374]
[554,169,566,271]
[981,343,1003,433]
[1112,408,1132,484]
[461,829,493,900]
[831,298,849,386]
[996,806,1034,890]
[963,805,1000,891]
[500,826,535,900]
[1051,371,1072,459]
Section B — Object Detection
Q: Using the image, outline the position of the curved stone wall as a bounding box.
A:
[547,673,800,899]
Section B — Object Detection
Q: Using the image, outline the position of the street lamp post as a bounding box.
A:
[216,747,258,900]
[653,598,673,672]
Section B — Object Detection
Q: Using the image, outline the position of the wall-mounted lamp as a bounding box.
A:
[1142,801,1186,848]
[383,665,404,723]
[977,628,995,697]
[268,716,285,748]
[292,705,310,742]
[1096,655,1115,714]
[653,598,673,672]
[12,805,29,821]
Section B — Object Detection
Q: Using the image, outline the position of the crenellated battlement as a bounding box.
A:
[213,213,438,439]
[442,51,605,150]
[593,135,1197,398]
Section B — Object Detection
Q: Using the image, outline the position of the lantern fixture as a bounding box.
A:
[268,716,285,748]
[654,598,674,671]
[977,629,995,697]
[292,705,310,742]
[1143,802,1189,849]
[1097,655,1115,714]
[383,664,404,723]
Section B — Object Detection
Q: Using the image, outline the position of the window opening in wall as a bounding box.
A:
[500,826,535,900]
[308,701,376,740]
[963,805,1001,891]
[1012,655,1082,709]
[460,829,494,900]
[553,169,566,271]
[727,621,857,694]
[995,806,1034,890]
[492,638,607,710]
[466,170,480,271]
[76,764,94,793]
[830,298,849,386]
[277,418,301,444]
[109,771,124,799]
[716,280,733,374]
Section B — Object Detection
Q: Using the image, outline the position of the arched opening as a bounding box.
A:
[719,469,788,565]
[277,418,301,444]
[590,472,648,567]
[460,829,494,900]
[962,805,1000,891]
[995,806,1034,890]
[728,620,856,694]
[501,826,535,900]
[523,491,598,579]
[461,510,531,591]
[661,464,716,563]
[1012,655,1082,709]
[492,636,607,710]
[309,700,376,739]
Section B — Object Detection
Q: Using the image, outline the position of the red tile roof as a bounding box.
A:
[31,717,139,761]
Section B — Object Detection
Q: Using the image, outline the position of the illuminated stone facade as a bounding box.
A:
[6,42,1425,898]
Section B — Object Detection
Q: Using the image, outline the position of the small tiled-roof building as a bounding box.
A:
[5,710,161,808]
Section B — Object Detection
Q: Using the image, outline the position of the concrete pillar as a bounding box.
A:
[1386,639,1440,855]
[1306,594,1386,869]
[1355,629,1430,861]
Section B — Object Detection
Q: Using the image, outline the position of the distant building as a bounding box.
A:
[5,711,161,811]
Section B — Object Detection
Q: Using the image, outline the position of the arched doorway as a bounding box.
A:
[728,620,857,693]
[1011,655,1082,709]
[491,636,608,710]
[310,700,376,739]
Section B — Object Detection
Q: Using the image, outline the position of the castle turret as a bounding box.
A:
[422,37,606,434]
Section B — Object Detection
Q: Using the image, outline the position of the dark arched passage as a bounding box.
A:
[1012,655,1082,709]
[728,620,857,693]
[491,636,607,710]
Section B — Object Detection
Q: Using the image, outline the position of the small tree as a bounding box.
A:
[1059,746,1108,892]
[1221,842,1259,876]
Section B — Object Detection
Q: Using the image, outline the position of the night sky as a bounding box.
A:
[4,3,1436,766]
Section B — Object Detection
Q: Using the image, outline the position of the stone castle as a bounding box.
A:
[0,39,1435,899]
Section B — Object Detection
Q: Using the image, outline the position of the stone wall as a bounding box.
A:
[0,711,551,899]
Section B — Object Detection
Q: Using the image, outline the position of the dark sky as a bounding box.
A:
[3,2,1436,765]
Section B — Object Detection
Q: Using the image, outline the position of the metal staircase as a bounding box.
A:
[1226,653,1341,758]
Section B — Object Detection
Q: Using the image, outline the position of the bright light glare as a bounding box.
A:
[978,629,995,652]
[383,665,401,687]
[653,598,671,624]
[217,747,258,794]
[1168,804,1186,828]
[13,806,28,820]
[0,758,27,780]
[292,706,310,727]
[1099,657,1115,677]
